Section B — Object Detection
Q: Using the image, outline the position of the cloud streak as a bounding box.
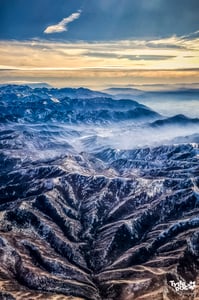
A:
[85,52,176,61]
[44,10,81,34]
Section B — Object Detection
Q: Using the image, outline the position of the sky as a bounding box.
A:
[0,0,199,89]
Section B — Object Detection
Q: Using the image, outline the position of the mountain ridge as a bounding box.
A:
[0,84,198,299]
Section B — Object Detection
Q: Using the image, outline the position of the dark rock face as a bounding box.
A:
[1,145,199,300]
[0,85,199,300]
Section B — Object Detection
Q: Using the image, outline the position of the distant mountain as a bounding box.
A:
[104,87,146,101]
[0,85,159,124]
[171,133,199,144]
[0,84,109,99]
[105,86,199,102]
[0,82,52,89]
[25,82,52,89]
[104,87,145,95]
[105,84,199,94]
[150,114,199,127]
[150,87,199,94]
[47,86,109,99]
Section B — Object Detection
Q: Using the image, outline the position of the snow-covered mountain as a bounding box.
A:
[0,84,159,124]
[0,85,199,300]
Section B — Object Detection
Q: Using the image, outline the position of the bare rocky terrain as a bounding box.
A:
[0,85,199,299]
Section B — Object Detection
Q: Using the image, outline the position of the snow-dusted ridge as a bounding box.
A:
[0,85,199,299]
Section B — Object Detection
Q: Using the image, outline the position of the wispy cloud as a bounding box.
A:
[181,30,199,40]
[85,52,176,61]
[44,10,81,34]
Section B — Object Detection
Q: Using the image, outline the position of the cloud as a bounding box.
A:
[44,10,81,34]
[181,30,199,40]
[85,52,176,61]
[0,29,199,72]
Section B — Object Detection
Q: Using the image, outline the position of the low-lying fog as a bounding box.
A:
[3,122,199,162]
[137,97,199,118]
[73,123,199,151]
[107,89,199,118]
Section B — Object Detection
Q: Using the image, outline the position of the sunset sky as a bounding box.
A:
[0,0,199,89]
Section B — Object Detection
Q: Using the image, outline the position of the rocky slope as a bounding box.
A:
[0,85,199,300]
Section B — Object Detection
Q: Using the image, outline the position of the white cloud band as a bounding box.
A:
[44,10,81,34]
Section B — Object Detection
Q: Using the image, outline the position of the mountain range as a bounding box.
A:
[0,85,199,300]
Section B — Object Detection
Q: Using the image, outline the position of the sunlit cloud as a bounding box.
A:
[44,10,81,34]
[0,30,199,88]
[1,34,199,70]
